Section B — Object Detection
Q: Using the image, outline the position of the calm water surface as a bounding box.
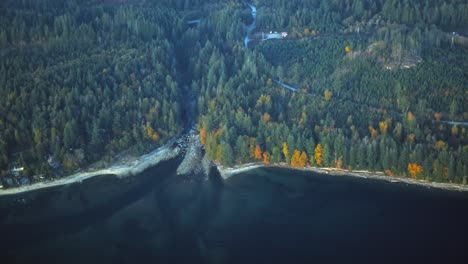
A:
[1,162,468,264]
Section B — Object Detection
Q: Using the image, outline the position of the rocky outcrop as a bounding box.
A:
[176,131,211,178]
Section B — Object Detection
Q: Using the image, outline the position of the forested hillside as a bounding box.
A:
[0,0,188,183]
[0,0,467,187]
[191,0,468,183]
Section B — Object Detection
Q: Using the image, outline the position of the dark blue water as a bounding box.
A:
[1,162,468,264]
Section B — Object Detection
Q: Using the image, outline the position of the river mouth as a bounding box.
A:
[1,165,468,263]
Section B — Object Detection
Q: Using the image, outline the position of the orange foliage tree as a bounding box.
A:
[152,132,160,141]
[263,113,271,122]
[299,151,308,167]
[314,144,323,166]
[145,123,160,142]
[199,127,206,145]
[408,163,423,179]
[254,145,263,160]
[434,112,442,120]
[263,151,270,164]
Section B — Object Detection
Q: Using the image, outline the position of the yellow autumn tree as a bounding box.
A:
[314,144,323,166]
[144,123,160,141]
[282,143,289,161]
[379,121,389,135]
[324,89,333,101]
[408,163,423,179]
[369,126,378,138]
[145,123,154,138]
[263,151,270,164]
[256,94,271,108]
[434,140,447,150]
[291,150,302,167]
[345,46,351,53]
[255,145,263,160]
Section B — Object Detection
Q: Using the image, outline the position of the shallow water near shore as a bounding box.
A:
[1,163,468,264]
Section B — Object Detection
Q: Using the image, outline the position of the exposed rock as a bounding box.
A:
[176,131,208,178]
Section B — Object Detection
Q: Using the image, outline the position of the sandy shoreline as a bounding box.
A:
[0,146,180,196]
[217,162,468,192]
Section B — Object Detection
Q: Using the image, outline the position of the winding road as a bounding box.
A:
[273,79,468,126]
[273,79,298,92]
[242,3,467,127]
[244,3,257,48]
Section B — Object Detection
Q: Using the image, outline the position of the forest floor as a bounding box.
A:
[217,162,468,192]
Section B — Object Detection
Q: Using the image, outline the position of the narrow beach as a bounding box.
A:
[218,162,468,192]
[0,146,180,196]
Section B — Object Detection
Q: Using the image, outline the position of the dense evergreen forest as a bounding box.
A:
[191,0,468,183]
[0,0,189,184]
[0,0,467,187]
